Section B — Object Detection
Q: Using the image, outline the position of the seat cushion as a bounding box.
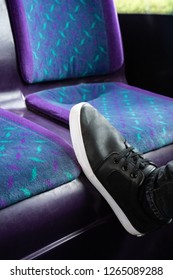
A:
[7,0,123,83]
[0,108,80,209]
[26,82,173,154]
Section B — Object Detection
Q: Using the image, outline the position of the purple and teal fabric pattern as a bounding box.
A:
[26,82,173,153]
[7,0,123,83]
[0,109,80,210]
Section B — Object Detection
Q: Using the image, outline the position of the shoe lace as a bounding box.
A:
[114,141,152,178]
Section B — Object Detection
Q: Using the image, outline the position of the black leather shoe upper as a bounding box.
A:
[80,103,168,233]
[80,103,156,187]
[81,104,128,168]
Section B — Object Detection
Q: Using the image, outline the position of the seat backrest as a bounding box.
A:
[7,0,124,83]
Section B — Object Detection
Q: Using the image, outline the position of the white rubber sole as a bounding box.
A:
[69,102,143,236]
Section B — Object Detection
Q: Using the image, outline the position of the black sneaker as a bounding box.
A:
[69,102,169,236]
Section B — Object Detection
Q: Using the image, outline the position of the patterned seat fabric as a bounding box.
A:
[0,109,80,209]
[7,0,123,83]
[26,82,173,154]
[8,0,173,155]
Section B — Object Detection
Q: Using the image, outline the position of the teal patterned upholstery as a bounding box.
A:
[26,82,173,154]
[7,0,123,83]
[0,109,80,209]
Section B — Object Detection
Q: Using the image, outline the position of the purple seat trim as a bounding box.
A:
[7,0,34,82]
[102,0,124,72]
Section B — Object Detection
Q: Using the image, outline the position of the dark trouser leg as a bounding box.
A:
[145,161,173,220]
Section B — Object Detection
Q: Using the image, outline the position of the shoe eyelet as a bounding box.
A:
[122,166,128,171]
[114,158,119,164]
[130,173,138,178]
